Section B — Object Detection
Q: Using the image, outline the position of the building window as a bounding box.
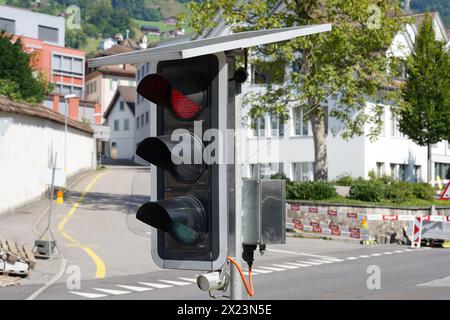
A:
[0,18,15,34]
[250,163,283,179]
[124,119,129,131]
[414,165,422,182]
[435,163,450,179]
[136,116,140,129]
[114,120,119,131]
[251,117,266,137]
[120,101,125,111]
[110,79,118,91]
[38,25,59,43]
[292,107,309,136]
[390,163,407,181]
[52,54,83,77]
[376,162,385,178]
[137,69,141,81]
[141,114,144,127]
[270,114,284,137]
[146,62,150,73]
[292,162,314,182]
[145,112,149,124]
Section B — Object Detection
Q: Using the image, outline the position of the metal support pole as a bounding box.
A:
[227,56,244,300]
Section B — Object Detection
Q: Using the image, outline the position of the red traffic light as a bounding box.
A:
[137,72,207,121]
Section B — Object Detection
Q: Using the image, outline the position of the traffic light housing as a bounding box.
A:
[135,53,228,271]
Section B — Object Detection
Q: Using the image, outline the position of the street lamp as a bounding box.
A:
[64,94,77,173]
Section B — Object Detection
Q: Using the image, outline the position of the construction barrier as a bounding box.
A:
[287,203,450,246]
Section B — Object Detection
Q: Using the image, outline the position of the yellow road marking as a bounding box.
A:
[58,172,108,278]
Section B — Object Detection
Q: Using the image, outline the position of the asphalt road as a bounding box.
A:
[1,165,450,300]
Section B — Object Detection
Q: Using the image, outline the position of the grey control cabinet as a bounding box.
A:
[242,179,286,245]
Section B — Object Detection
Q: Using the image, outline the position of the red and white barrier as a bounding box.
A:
[411,216,423,248]
[287,203,450,244]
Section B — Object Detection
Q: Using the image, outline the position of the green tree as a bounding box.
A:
[183,0,405,180]
[398,14,450,182]
[0,32,52,103]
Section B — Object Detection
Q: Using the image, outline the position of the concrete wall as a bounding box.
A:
[0,111,95,214]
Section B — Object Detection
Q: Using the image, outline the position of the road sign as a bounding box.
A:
[92,125,110,141]
[135,53,228,271]
[441,182,450,200]
[41,168,66,187]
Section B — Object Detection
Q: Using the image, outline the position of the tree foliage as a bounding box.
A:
[0,32,52,103]
[398,14,450,146]
[183,0,406,180]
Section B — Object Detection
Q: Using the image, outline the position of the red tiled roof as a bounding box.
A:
[0,96,93,134]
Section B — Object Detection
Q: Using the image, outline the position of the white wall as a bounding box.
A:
[107,97,135,160]
[0,111,95,214]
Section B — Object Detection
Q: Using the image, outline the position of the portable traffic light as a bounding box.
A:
[135,54,228,271]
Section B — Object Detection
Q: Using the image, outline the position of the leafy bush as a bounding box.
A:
[334,175,353,186]
[411,183,435,201]
[349,180,384,202]
[288,181,337,200]
[383,181,414,203]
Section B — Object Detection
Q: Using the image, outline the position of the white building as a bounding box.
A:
[99,38,117,51]
[103,86,136,160]
[243,12,450,183]
[130,11,450,182]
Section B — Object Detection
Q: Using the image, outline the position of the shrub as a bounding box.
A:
[288,181,337,200]
[383,181,414,203]
[334,175,353,186]
[349,180,384,202]
[411,183,435,201]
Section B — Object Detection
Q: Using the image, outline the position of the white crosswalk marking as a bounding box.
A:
[93,288,131,295]
[394,250,404,253]
[285,262,312,267]
[158,279,192,286]
[69,291,108,299]
[138,282,174,289]
[258,266,286,272]
[271,264,299,269]
[371,253,382,257]
[346,257,358,260]
[309,259,334,264]
[382,252,393,255]
[116,285,153,292]
[322,258,345,262]
[296,260,322,266]
[177,277,198,283]
[250,268,274,274]
[358,255,370,258]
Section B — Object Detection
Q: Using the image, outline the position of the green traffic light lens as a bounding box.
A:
[170,221,201,245]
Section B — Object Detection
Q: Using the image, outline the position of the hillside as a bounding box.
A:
[2,0,191,55]
[411,0,450,27]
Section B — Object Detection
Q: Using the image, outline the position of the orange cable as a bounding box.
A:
[227,256,254,297]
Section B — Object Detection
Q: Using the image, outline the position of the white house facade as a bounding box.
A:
[104,86,136,160]
[243,12,450,183]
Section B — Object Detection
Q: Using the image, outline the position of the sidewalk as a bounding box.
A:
[0,170,96,287]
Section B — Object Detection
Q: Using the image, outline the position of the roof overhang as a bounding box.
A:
[88,24,332,67]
